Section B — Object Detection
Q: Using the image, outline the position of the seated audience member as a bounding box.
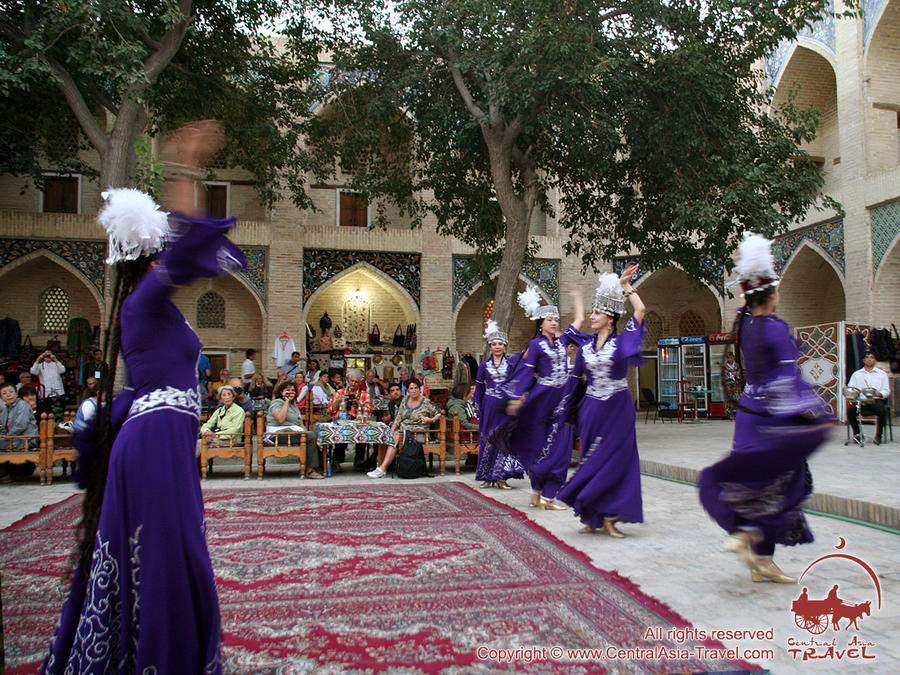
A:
[17,385,40,426]
[210,368,230,401]
[284,351,303,380]
[312,371,335,405]
[367,378,440,479]
[365,369,387,398]
[197,352,211,404]
[399,368,411,395]
[325,369,374,471]
[266,380,323,478]
[219,377,255,415]
[305,359,319,381]
[271,368,287,387]
[329,371,344,392]
[16,371,33,391]
[249,373,272,401]
[447,382,480,440]
[199,385,246,447]
[1,382,40,482]
[293,372,310,409]
[241,348,257,386]
[380,381,403,423]
[847,349,891,445]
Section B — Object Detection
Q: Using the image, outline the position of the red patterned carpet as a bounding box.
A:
[1,483,757,673]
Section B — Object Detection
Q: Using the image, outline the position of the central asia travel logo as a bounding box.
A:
[787,538,881,662]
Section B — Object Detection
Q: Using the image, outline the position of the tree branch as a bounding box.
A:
[439,45,486,122]
[142,1,192,84]
[84,76,119,116]
[44,55,109,156]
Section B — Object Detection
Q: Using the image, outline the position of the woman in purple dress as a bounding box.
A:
[556,266,645,537]
[473,320,524,489]
[44,121,241,673]
[493,287,589,509]
[699,233,831,584]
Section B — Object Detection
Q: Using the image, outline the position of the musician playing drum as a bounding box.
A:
[847,349,890,445]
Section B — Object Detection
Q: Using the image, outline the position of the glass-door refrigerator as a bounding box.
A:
[706,333,736,418]
[657,337,681,417]
[679,336,709,415]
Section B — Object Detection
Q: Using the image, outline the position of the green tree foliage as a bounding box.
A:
[0,0,320,205]
[301,0,845,331]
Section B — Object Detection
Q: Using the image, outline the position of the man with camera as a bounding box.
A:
[30,349,66,408]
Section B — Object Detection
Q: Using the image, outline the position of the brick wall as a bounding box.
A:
[634,268,722,337]
[865,1,900,174]
[776,245,846,329]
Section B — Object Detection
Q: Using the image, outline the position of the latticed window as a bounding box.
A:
[40,287,69,333]
[678,310,706,337]
[642,311,663,350]
[197,291,225,328]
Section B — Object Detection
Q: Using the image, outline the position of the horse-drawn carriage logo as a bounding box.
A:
[792,585,871,634]
[791,538,881,637]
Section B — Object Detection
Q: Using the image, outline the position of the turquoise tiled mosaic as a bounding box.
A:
[452,256,559,310]
[773,220,844,275]
[0,238,106,295]
[871,200,900,275]
[765,1,836,86]
[864,0,888,46]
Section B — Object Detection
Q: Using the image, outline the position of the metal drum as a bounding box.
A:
[861,387,878,400]
[842,386,861,402]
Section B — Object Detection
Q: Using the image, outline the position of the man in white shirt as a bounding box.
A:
[241,348,257,386]
[30,350,66,399]
[847,349,890,445]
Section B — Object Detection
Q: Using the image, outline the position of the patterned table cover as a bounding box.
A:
[317,421,393,446]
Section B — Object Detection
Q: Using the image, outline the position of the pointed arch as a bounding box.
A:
[0,249,104,316]
[450,274,553,326]
[632,267,723,336]
[778,242,846,327]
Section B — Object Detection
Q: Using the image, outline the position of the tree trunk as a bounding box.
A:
[99,102,146,191]
[483,133,538,338]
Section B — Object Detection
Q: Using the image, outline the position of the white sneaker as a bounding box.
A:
[366,467,386,479]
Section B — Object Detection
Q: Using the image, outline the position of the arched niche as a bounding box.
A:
[303,263,419,345]
[0,252,103,340]
[873,232,900,327]
[632,267,722,337]
[771,45,839,190]
[777,243,846,328]
[865,0,900,173]
[172,274,265,357]
[453,279,553,355]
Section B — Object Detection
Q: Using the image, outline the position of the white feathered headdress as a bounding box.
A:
[98,188,169,264]
[517,285,559,320]
[734,232,779,294]
[483,318,509,345]
[593,272,624,317]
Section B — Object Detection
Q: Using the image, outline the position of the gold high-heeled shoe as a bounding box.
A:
[480,481,495,489]
[601,518,625,538]
[495,481,513,490]
[528,495,542,508]
[724,532,756,568]
[539,497,568,511]
[578,525,597,534]
[751,560,797,584]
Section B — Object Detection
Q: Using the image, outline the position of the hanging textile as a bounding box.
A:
[342,296,371,342]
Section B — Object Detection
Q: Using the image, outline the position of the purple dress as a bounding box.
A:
[473,354,524,482]
[556,317,645,525]
[43,215,245,674]
[698,310,831,554]
[491,326,592,498]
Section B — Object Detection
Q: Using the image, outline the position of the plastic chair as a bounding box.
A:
[641,388,671,424]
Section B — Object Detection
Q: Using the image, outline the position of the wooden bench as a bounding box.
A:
[450,412,479,475]
[0,421,42,484]
[43,412,77,485]
[199,412,253,480]
[255,413,306,479]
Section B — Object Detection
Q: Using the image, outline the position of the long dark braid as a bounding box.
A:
[732,286,776,377]
[74,258,149,575]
